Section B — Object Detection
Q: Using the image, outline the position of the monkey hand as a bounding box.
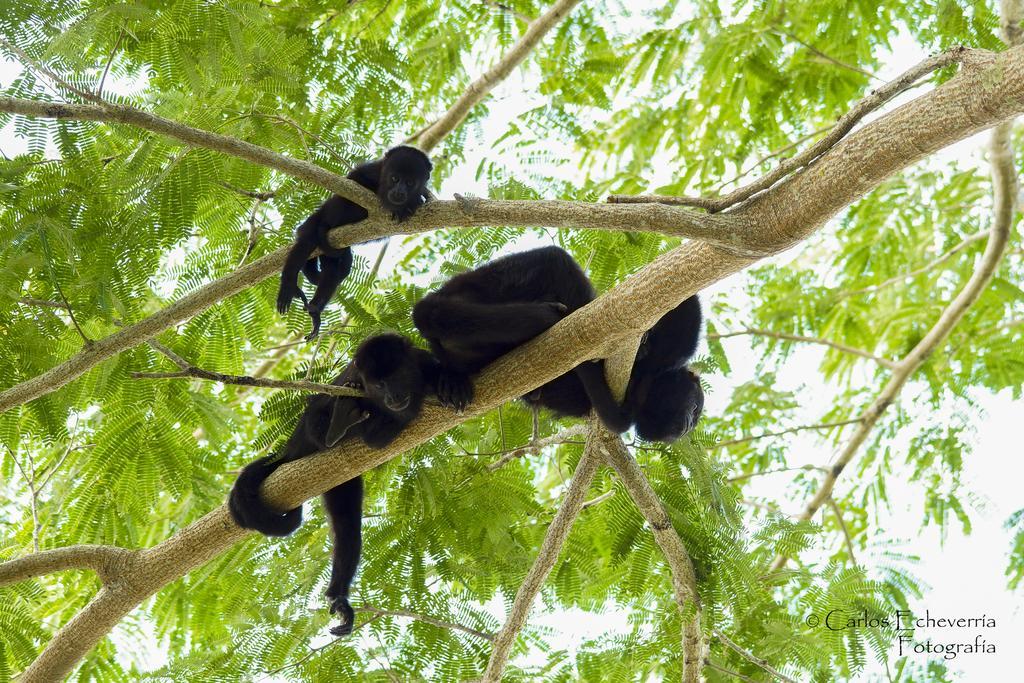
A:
[327,595,355,637]
[276,282,308,315]
[437,369,473,413]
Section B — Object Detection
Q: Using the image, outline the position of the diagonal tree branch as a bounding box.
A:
[412,0,583,152]
[481,424,601,682]
[710,328,898,368]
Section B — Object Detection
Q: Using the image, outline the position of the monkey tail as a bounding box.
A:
[228,455,303,536]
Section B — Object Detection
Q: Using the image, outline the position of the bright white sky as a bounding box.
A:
[1,11,1022,682]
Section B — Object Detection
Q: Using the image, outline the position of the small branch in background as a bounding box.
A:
[713,419,862,449]
[713,124,836,192]
[580,489,615,509]
[481,0,534,23]
[827,497,858,566]
[135,340,362,397]
[50,277,91,345]
[0,36,107,104]
[607,47,968,211]
[413,0,584,152]
[357,606,494,641]
[839,231,990,299]
[481,434,600,682]
[727,464,829,483]
[703,661,759,683]
[710,328,897,368]
[6,445,40,551]
[18,297,69,309]
[739,499,787,516]
[484,423,588,471]
[96,28,125,99]
[713,628,797,683]
[217,181,277,201]
[769,25,880,80]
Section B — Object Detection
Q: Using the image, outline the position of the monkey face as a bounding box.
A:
[378,146,432,221]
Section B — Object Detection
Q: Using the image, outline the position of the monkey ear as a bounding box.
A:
[326,400,357,447]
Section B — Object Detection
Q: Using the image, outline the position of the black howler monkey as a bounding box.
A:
[228,333,439,636]
[277,146,433,339]
[624,295,704,442]
[411,246,631,432]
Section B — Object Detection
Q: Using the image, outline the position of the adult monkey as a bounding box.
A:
[229,333,440,636]
[277,146,433,339]
[412,246,632,432]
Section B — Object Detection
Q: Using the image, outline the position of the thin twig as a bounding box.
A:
[826,497,858,566]
[713,124,836,192]
[713,419,862,449]
[485,424,589,471]
[96,28,125,99]
[608,47,969,211]
[713,627,797,683]
[0,36,106,104]
[704,659,760,683]
[357,606,495,641]
[137,340,362,397]
[580,489,615,509]
[413,0,583,152]
[840,231,989,298]
[770,25,880,80]
[710,328,897,368]
[727,464,829,483]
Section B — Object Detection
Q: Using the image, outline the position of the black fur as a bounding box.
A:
[624,295,704,442]
[277,146,433,339]
[228,333,438,636]
[412,246,631,432]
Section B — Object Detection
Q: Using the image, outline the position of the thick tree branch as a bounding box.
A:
[710,328,897,368]
[0,546,135,587]
[9,42,1024,681]
[482,426,600,682]
[413,0,582,152]
[602,435,703,682]
[769,71,1020,573]
[608,48,970,212]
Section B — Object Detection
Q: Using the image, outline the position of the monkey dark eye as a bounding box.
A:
[390,175,399,183]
